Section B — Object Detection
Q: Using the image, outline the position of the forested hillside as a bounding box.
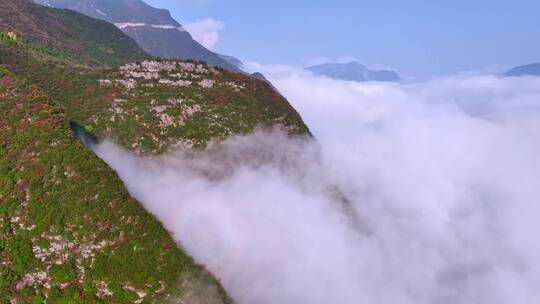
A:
[0,0,309,302]
[0,0,146,66]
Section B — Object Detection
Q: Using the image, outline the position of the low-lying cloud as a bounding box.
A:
[94,68,540,304]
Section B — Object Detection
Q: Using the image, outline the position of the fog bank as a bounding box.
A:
[94,72,540,304]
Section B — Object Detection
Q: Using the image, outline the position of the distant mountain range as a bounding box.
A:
[34,0,241,71]
[306,61,401,82]
[505,63,540,77]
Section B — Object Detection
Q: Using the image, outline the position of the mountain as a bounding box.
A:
[505,63,540,77]
[1,0,309,302]
[306,61,401,82]
[218,53,243,69]
[36,0,180,24]
[1,2,233,303]
[0,81,233,304]
[28,58,310,154]
[34,0,242,71]
[0,0,146,66]
[216,54,277,86]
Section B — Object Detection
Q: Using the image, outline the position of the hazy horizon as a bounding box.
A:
[146,0,540,78]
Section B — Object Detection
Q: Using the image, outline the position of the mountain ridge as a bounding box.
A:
[37,0,180,25]
[1,1,237,303]
[1,0,147,66]
[1,0,309,302]
[33,0,242,71]
[307,61,401,82]
[505,62,540,77]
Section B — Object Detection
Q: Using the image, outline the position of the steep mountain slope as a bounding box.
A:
[306,61,401,82]
[13,53,309,154]
[37,0,178,24]
[0,0,146,66]
[0,22,308,154]
[0,80,231,304]
[34,0,241,71]
[0,2,235,303]
[505,63,540,77]
[1,1,310,302]
[118,25,240,71]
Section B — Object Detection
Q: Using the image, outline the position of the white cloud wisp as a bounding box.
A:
[184,18,224,50]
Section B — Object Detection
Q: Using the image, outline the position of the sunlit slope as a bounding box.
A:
[0,79,233,303]
[2,41,310,153]
[0,0,147,66]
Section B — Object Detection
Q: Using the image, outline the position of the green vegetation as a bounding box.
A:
[0,0,310,303]
[1,0,309,154]
[0,0,146,67]
[1,40,310,153]
[0,65,12,77]
[58,60,310,153]
[0,82,231,303]
[0,31,17,44]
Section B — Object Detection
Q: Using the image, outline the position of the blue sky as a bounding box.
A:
[145,0,540,77]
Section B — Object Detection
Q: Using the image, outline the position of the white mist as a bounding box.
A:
[94,73,540,304]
